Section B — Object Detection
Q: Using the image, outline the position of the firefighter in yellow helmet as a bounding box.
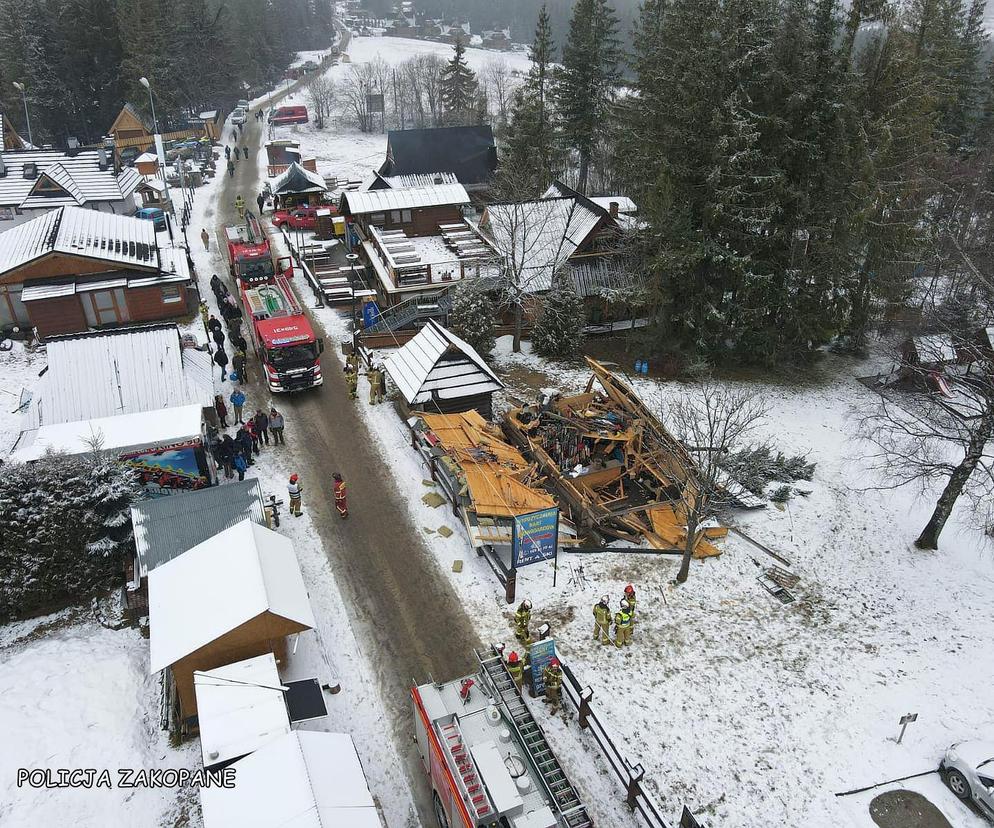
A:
[514,599,532,645]
[614,599,633,648]
[592,595,612,645]
[542,658,563,709]
[505,650,524,692]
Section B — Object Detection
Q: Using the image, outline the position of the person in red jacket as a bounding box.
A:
[333,472,348,518]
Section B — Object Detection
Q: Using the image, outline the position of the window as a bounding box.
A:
[390,210,401,223]
[370,212,385,225]
[161,285,183,304]
[401,209,412,223]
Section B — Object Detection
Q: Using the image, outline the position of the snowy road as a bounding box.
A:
[206,106,481,826]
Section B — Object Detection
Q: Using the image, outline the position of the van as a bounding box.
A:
[269,105,309,126]
[231,107,247,126]
[237,98,250,110]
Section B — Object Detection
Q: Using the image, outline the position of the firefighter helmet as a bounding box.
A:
[521,599,532,610]
[289,474,298,482]
[624,584,635,596]
[620,599,630,610]
[549,658,560,669]
[508,651,519,664]
[600,594,609,604]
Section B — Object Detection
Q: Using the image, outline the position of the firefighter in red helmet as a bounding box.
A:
[542,657,563,709]
[505,650,524,691]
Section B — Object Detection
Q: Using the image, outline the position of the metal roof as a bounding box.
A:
[589,195,638,214]
[38,324,215,425]
[343,183,470,216]
[379,125,497,185]
[0,147,140,208]
[484,197,606,293]
[568,258,645,299]
[272,162,326,195]
[376,171,459,189]
[384,320,503,405]
[0,205,158,277]
[131,479,265,577]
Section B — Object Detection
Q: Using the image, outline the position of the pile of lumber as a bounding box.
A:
[502,358,725,557]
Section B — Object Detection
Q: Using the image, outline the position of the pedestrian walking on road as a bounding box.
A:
[233,349,247,383]
[243,145,249,159]
[224,145,231,160]
[235,195,246,219]
[514,599,532,645]
[207,313,223,337]
[233,333,248,353]
[333,472,348,518]
[542,659,563,709]
[288,474,303,516]
[256,193,266,214]
[234,146,241,161]
[269,407,285,444]
[210,274,223,297]
[212,327,225,350]
[227,159,235,177]
[213,347,229,381]
[201,227,210,250]
[235,426,254,466]
[592,595,612,645]
[229,388,246,423]
[231,129,237,142]
[214,394,229,428]
[254,409,270,445]
[346,365,358,400]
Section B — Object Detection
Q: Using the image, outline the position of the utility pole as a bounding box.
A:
[12,82,33,146]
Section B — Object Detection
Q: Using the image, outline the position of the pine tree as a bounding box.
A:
[557,0,621,193]
[532,282,586,359]
[448,282,497,355]
[440,39,480,126]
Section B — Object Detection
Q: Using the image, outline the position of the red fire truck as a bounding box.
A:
[225,213,324,393]
[412,648,592,828]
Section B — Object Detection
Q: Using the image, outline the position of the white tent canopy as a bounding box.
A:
[200,731,380,828]
[383,320,503,406]
[148,519,315,673]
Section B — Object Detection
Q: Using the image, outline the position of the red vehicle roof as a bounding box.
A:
[255,315,316,348]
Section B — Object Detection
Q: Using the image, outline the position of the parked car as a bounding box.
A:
[231,107,247,126]
[301,60,319,72]
[269,105,309,126]
[134,207,167,232]
[942,740,994,821]
[272,206,327,231]
[119,146,140,167]
[237,98,250,110]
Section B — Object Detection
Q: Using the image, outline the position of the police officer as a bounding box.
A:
[614,599,633,648]
[514,599,532,645]
[542,658,563,709]
[592,595,612,645]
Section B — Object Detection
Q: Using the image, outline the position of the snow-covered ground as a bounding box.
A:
[0,341,44,454]
[0,611,201,828]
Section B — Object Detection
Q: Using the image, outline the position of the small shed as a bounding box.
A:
[199,731,379,828]
[194,654,292,769]
[272,162,327,209]
[135,151,159,176]
[148,519,315,723]
[383,320,504,418]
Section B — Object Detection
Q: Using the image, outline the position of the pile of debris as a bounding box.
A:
[502,358,727,557]
[410,410,572,550]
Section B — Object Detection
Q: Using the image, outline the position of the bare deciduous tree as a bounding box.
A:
[481,57,516,127]
[663,382,768,583]
[858,335,994,549]
[307,75,337,129]
[341,56,389,132]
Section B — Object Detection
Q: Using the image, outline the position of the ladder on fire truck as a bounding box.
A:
[476,648,593,828]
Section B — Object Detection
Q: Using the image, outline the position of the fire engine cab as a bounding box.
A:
[412,648,593,828]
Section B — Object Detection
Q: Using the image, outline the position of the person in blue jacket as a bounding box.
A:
[229,388,246,424]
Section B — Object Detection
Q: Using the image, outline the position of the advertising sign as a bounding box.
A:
[119,440,210,496]
[366,93,385,113]
[528,637,557,696]
[511,507,559,568]
[362,300,380,330]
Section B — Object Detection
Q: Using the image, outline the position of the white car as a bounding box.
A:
[942,740,994,821]
[231,108,247,126]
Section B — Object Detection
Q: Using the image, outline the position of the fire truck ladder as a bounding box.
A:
[476,648,593,828]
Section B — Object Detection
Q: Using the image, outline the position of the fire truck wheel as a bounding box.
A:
[432,792,450,828]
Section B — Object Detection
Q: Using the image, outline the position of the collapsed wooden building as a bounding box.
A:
[502,358,726,556]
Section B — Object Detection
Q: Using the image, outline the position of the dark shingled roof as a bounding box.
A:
[379,125,497,186]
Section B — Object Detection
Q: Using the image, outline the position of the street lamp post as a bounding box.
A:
[138,76,172,226]
[11,82,32,147]
[346,252,360,357]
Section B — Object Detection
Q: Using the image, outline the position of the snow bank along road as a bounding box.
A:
[210,109,481,825]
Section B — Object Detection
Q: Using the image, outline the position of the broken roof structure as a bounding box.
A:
[384,320,504,417]
[502,358,727,556]
[200,731,379,828]
[378,125,497,188]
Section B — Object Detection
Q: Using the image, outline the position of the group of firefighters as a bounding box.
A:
[504,583,637,709]
[286,471,349,519]
[345,353,387,404]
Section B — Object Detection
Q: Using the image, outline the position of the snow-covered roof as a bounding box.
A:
[912,334,958,364]
[272,162,327,195]
[37,325,214,426]
[343,183,470,215]
[148,520,316,673]
[0,147,140,209]
[384,320,503,406]
[194,654,291,769]
[11,403,203,462]
[377,171,459,189]
[200,731,379,828]
[131,479,266,577]
[568,258,645,299]
[589,195,637,214]
[135,152,158,164]
[484,197,606,293]
[0,206,157,277]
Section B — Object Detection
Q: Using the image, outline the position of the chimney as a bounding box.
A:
[66,136,80,157]
[23,161,38,179]
[97,148,110,171]
[609,201,619,219]
[433,174,443,185]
